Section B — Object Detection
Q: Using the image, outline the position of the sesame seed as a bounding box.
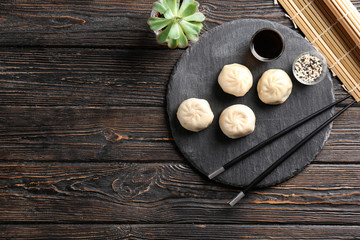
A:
[294,54,323,83]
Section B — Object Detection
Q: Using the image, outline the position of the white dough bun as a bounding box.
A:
[177,98,214,132]
[219,104,256,139]
[218,63,253,97]
[257,69,293,105]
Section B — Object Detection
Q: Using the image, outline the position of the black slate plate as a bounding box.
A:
[167,19,334,188]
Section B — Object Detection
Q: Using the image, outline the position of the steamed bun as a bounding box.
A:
[257,69,292,105]
[218,63,253,97]
[177,98,214,132]
[219,104,256,139]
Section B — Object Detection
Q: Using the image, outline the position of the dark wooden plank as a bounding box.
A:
[0,106,182,161]
[0,106,359,162]
[0,48,181,107]
[0,48,355,108]
[0,0,293,47]
[2,224,360,239]
[1,0,359,48]
[319,106,360,163]
[0,163,360,224]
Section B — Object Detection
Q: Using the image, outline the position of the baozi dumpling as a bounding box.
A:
[219,104,256,139]
[218,63,253,97]
[177,98,214,132]
[257,69,292,105]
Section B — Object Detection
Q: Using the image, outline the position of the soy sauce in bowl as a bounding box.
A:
[250,28,285,62]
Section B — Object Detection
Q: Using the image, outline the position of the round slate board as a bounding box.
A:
[167,19,335,188]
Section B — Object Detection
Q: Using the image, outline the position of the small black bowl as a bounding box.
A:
[250,28,285,62]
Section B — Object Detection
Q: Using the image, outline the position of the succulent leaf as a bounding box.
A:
[175,0,180,13]
[179,20,203,35]
[183,12,205,22]
[185,32,199,42]
[166,0,178,15]
[148,18,172,31]
[178,0,194,15]
[152,2,167,14]
[168,38,178,48]
[164,8,174,19]
[159,0,169,9]
[157,23,173,43]
[178,28,189,48]
[168,21,181,39]
[179,3,198,18]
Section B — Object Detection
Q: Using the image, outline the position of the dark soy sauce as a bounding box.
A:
[250,29,284,62]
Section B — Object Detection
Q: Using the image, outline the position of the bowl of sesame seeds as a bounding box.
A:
[292,51,328,85]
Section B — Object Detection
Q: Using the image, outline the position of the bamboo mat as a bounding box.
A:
[278,0,360,102]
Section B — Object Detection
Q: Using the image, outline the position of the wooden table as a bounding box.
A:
[1,1,360,239]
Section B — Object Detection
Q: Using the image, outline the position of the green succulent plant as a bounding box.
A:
[147,0,205,48]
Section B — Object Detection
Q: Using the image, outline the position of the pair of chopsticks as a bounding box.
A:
[207,95,356,206]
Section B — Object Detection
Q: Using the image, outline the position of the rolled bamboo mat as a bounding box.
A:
[278,0,360,102]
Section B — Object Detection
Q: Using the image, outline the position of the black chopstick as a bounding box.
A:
[229,98,356,206]
[208,95,351,179]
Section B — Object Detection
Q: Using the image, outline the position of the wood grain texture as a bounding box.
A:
[0,48,181,107]
[0,106,182,161]
[2,0,360,238]
[0,163,360,224]
[0,0,358,48]
[0,106,359,162]
[0,0,292,47]
[0,48,356,107]
[2,224,360,239]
